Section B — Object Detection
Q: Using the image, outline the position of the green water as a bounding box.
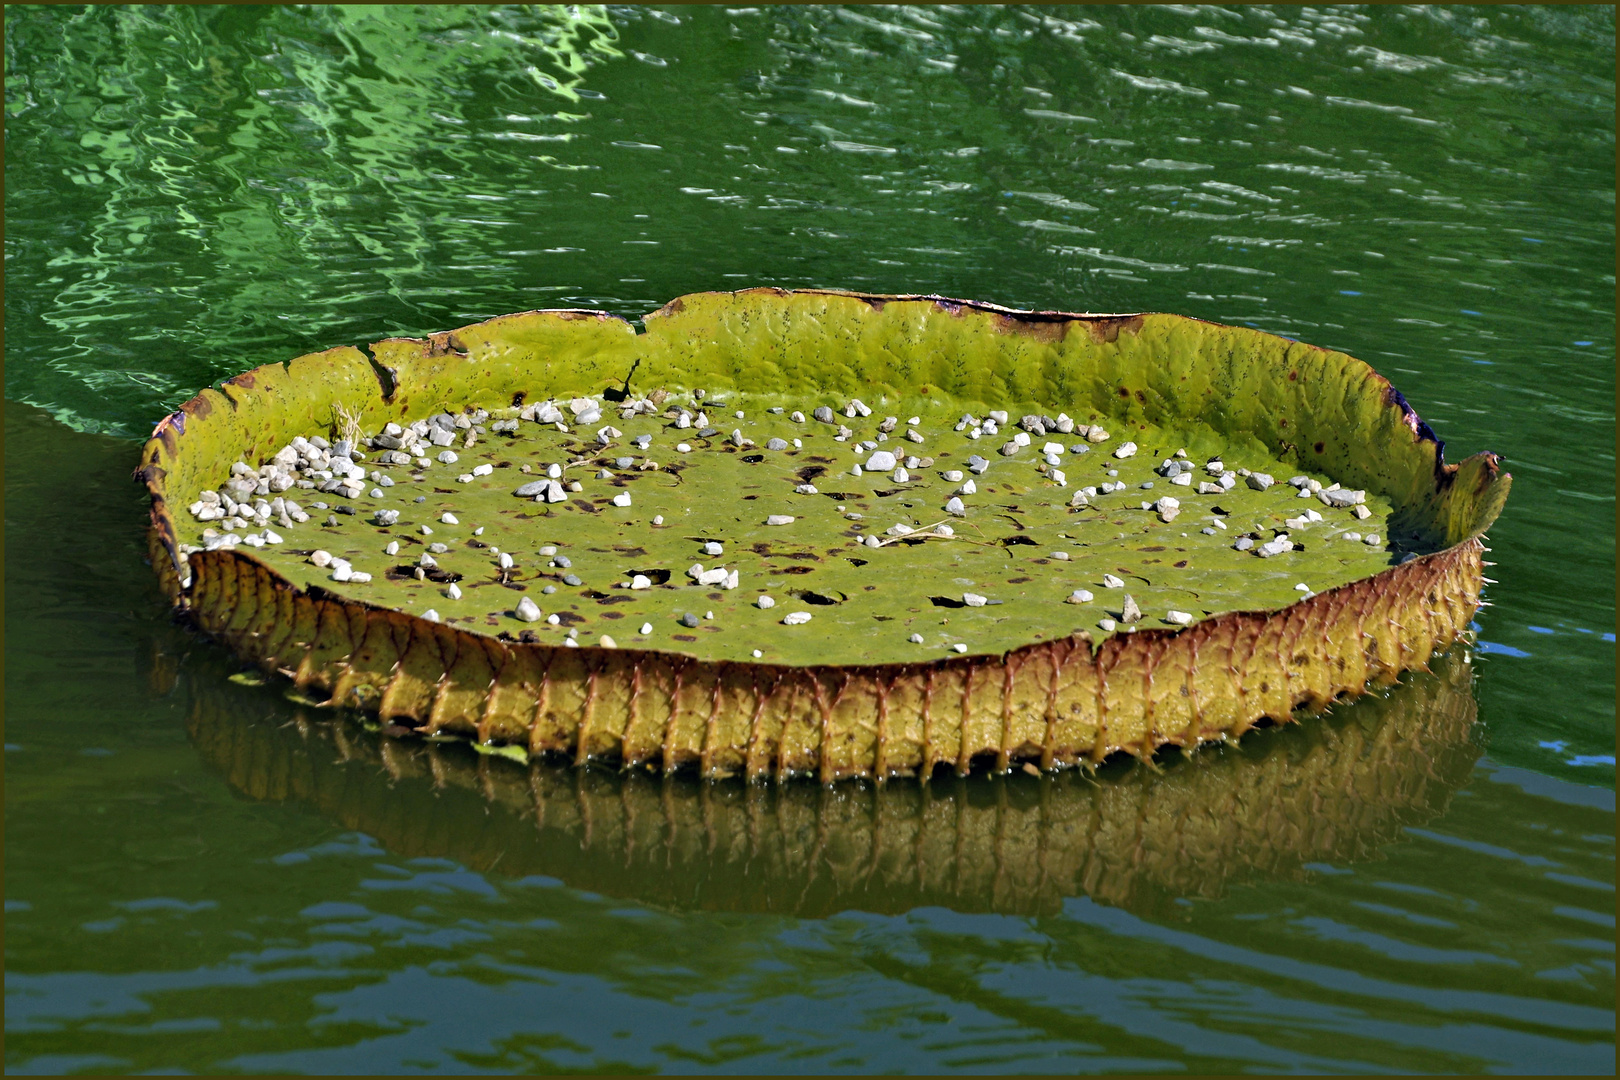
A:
[5,5,1613,1072]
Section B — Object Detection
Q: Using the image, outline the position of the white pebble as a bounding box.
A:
[752,650,763,658]
[515,596,542,622]
[447,583,462,600]
[1067,589,1094,604]
[1098,618,1117,632]
[944,496,966,516]
[1051,551,1069,561]
[1364,534,1381,546]
[963,593,987,607]
[641,623,653,634]
[611,492,632,507]
[943,470,964,483]
[499,552,515,569]
[630,574,651,590]
[385,541,399,556]
[765,515,794,526]
[676,443,692,453]
[310,550,333,568]
[471,463,493,477]
[1102,574,1124,588]
[951,643,968,654]
[782,611,812,625]
[421,525,433,536]
[437,450,458,464]
[599,634,617,649]
[653,515,664,525]
[703,542,724,556]
[1113,442,1138,459]
[440,512,458,525]
[909,633,924,643]
[421,609,441,622]
[756,595,776,609]
[1166,610,1194,626]
[865,450,897,471]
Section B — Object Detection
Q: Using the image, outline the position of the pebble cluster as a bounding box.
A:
[177,386,1397,661]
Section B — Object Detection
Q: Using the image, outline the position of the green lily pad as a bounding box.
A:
[138,290,1509,780]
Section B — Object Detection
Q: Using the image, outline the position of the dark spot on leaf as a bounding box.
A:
[777,566,813,575]
[466,539,489,549]
[741,454,765,464]
[1117,386,1130,398]
[1141,546,1166,553]
[673,634,697,642]
[929,596,967,608]
[1000,535,1037,547]
[601,611,625,620]
[796,465,827,483]
[614,546,648,557]
[387,565,462,584]
[519,629,540,643]
[1174,560,1189,568]
[1008,576,1031,584]
[629,568,671,585]
[554,611,585,626]
[572,499,599,513]
[788,589,844,605]
[808,455,835,464]
[1313,441,1325,454]
[511,390,528,406]
[847,558,868,567]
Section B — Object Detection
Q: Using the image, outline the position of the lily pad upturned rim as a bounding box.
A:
[135,288,1510,782]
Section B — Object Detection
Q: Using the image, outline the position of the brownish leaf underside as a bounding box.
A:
[181,537,1481,782]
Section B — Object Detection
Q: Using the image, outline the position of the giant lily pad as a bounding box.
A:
[137,290,1509,781]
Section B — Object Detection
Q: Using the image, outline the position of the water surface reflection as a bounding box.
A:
[178,640,1480,919]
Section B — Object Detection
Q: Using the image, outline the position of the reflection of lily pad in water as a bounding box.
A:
[138,290,1509,780]
[183,640,1481,918]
